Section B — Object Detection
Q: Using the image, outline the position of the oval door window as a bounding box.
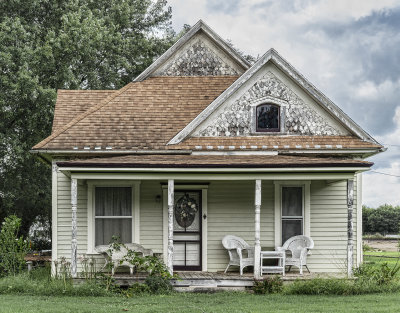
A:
[174,193,198,229]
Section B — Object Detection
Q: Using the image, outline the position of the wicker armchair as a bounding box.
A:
[95,243,153,275]
[277,235,314,275]
[222,235,254,275]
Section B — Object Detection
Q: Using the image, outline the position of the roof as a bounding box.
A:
[56,155,373,168]
[52,90,115,132]
[33,76,239,150]
[169,136,382,151]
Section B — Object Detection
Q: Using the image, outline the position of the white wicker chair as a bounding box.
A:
[95,243,153,275]
[222,235,254,275]
[277,235,314,275]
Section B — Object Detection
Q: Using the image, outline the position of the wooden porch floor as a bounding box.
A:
[106,271,342,290]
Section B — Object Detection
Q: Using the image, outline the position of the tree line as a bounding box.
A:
[363,204,400,235]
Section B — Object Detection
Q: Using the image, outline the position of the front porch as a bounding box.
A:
[76,271,343,290]
[56,165,363,281]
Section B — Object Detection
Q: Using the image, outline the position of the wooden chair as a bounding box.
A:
[277,235,314,275]
[222,235,254,275]
[95,243,153,275]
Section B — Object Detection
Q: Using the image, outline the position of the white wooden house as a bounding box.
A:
[32,20,384,280]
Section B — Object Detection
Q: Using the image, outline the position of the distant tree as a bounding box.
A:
[363,204,400,235]
[0,0,177,236]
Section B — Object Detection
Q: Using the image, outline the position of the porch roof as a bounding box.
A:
[56,154,373,168]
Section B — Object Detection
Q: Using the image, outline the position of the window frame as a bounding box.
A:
[87,180,141,254]
[256,103,280,132]
[281,186,304,244]
[250,96,287,135]
[274,181,310,247]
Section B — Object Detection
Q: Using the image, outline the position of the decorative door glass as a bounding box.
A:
[173,191,202,270]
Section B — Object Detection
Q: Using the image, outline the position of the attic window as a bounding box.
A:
[256,104,280,132]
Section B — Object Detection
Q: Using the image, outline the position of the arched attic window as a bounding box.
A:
[256,103,280,132]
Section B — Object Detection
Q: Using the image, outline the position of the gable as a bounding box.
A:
[153,33,243,77]
[169,49,379,146]
[192,65,349,137]
[134,20,249,81]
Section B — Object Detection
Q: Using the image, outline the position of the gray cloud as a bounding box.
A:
[206,0,242,14]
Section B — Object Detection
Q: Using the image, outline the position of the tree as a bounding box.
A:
[0,0,176,236]
[362,204,400,235]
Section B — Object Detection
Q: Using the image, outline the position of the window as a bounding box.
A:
[281,186,303,243]
[256,104,280,132]
[94,187,132,246]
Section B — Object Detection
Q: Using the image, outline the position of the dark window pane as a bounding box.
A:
[282,187,302,216]
[95,218,132,246]
[95,187,131,216]
[282,219,303,243]
[256,104,279,131]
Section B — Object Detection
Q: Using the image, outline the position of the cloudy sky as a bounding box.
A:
[168,0,400,207]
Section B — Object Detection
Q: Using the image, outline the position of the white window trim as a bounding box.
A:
[87,180,141,254]
[162,184,208,271]
[250,96,287,134]
[274,181,310,248]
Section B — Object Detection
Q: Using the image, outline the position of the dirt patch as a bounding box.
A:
[364,240,399,252]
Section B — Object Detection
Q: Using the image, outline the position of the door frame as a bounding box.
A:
[162,184,208,271]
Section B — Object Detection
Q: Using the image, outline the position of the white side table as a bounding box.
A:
[260,251,285,276]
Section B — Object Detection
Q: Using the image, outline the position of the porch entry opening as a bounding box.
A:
[173,191,202,271]
[282,186,304,243]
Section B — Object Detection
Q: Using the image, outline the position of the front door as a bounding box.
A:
[173,191,202,271]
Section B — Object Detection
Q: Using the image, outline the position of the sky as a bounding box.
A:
[167,0,400,208]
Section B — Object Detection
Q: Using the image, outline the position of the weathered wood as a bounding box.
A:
[254,179,261,279]
[347,179,354,278]
[71,178,78,278]
[167,179,174,275]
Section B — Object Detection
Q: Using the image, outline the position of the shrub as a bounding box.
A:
[284,278,353,295]
[253,276,283,294]
[0,215,29,276]
[144,275,173,294]
[355,261,400,285]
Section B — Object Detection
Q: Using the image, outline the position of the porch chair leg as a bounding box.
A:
[305,265,311,273]
[300,266,303,275]
[287,266,292,273]
[224,263,230,274]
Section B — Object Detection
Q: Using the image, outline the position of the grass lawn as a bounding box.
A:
[364,251,400,267]
[1,292,400,313]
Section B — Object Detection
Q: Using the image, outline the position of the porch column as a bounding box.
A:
[347,179,354,278]
[254,179,261,279]
[71,178,78,278]
[167,179,174,275]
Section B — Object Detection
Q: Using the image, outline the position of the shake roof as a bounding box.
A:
[33,76,381,153]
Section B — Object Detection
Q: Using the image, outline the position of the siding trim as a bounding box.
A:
[86,180,141,254]
[273,180,311,247]
[356,173,362,266]
[51,161,58,275]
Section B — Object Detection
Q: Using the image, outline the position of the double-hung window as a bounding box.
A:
[281,186,303,243]
[95,187,132,246]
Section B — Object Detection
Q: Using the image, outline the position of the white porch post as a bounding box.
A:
[347,179,354,278]
[254,179,261,279]
[71,178,78,278]
[167,179,174,275]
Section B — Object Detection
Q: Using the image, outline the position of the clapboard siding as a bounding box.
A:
[139,181,163,253]
[207,180,274,272]
[55,175,359,274]
[309,179,358,273]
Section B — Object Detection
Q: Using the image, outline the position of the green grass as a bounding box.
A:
[1,292,400,313]
[364,251,400,267]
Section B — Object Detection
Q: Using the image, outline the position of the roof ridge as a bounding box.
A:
[33,83,134,149]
